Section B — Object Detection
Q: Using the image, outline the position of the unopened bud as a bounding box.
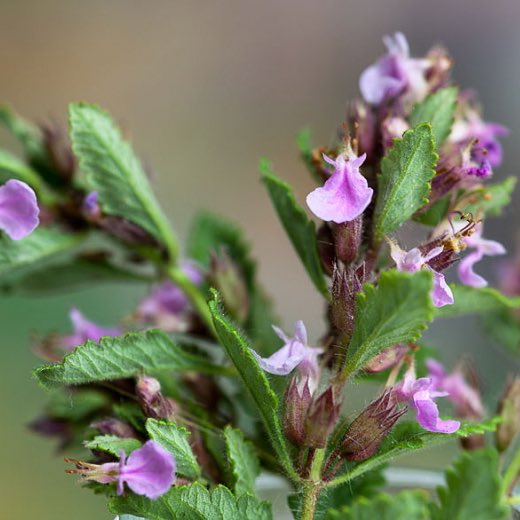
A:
[331,217,362,266]
[136,376,177,420]
[364,344,409,373]
[283,377,312,446]
[91,417,138,439]
[339,390,405,461]
[496,377,520,452]
[209,249,249,323]
[304,387,340,448]
[330,265,360,339]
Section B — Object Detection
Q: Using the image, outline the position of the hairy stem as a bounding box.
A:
[301,448,325,520]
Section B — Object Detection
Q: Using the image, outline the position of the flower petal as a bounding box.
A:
[431,270,454,307]
[413,391,460,433]
[0,179,39,240]
[458,250,487,288]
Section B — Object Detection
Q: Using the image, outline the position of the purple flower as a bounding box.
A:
[138,261,203,331]
[393,367,460,434]
[61,308,121,350]
[426,359,484,419]
[67,440,176,499]
[458,225,506,288]
[359,32,428,106]
[0,179,39,240]
[83,191,101,219]
[251,321,323,393]
[306,152,373,223]
[389,241,454,307]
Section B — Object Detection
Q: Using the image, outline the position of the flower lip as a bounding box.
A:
[0,179,40,240]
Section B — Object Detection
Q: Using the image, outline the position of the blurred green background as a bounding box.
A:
[1,1,519,518]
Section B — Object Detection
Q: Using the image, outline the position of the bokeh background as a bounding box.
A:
[1,1,519,518]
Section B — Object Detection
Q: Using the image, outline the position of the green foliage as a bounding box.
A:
[326,490,430,520]
[146,419,201,480]
[297,128,322,182]
[343,270,434,377]
[484,308,520,352]
[46,388,108,421]
[109,483,272,520]
[223,426,260,495]
[68,103,178,258]
[34,330,230,389]
[0,149,42,191]
[84,435,142,457]
[208,291,296,480]
[414,196,450,226]
[462,177,516,217]
[437,285,520,319]
[409,87,458,148]
[0,227,82,282]
[430,448,508,520]
[260,160,329,297]
[373,123,437,241]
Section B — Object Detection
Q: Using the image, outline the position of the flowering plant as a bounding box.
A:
[2,32,519,519]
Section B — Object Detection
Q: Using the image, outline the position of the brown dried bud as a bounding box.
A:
[496,377,520,452]
[340,390,405,461]
[283,377,312,446]
[91,417,138,439]
[331,217,363,266]
[363,344,409,373]
[304,387,340,448]
[330,265,361,339]
[136,376,177,420]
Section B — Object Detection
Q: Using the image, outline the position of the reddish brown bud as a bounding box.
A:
[496,376,520,452]
[317,224,335,277]
[363,344,409,373]
[340,390,405,461]
[136,376,177,420]
[330,265,362,339]
[91,417,138,439]
[283,377,312,446]
[304,387,340,448]
[331,217,363,266]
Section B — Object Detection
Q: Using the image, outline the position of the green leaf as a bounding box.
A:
[34,329,231,389]
[0,149,42,190]
[0,227,82,281]
[343,270,434,378]
[437,285,520,319]
[430,448,508,520]
[462,177,516,217]
[68,103,177,258]
[327,490,430,520]
[373,123,437,241]
[109,483,272,520]
[208,291,297,481]
[146,419,200,479]
[84,435,142,456]
[46,388,108,421]
[414,196,450,226]
[224,426,260,495]
[260,159,329,297]
[409,87,458,148]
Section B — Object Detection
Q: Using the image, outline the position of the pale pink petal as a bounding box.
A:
[0,179,39,240]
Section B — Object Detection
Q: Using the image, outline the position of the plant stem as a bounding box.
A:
[300,448,325,520]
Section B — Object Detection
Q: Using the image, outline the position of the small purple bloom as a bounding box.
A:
[83,191,101,219]
[393,367,460,434]
[389,241,454,307]
[61,308,121,350]
[0,179,39,240]
[426,359,484,419]
[251,321,323,393]
[359,32,428,106]
[458,225,506,288]
[306,152,372,224]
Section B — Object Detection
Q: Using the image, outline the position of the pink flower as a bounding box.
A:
[359,32,428,106]
[306,152,372,223]
[61,308,121,350]
[389,242,454,307]
[393,367,460,434]
[251,321,323,393]
[458,225,506,288]
[0,179,39,240]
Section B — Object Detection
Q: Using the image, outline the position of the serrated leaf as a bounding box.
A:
[327,490,430,520]
[146,419,200,479]
[0,227,82,281]
[84,435,142,456]
[34,329,230,389]
[373,123,437,241]
[343,270,434,378]
[430,448,508,520]
[414,196,450,226]
[462,177,516,217]
[260,160,329,297]
[437,285,520,318]
[109,483,272,520]
[409,87,458,148]
[224,426,260,495]
[68,103,177,257]
[208,292,297,481]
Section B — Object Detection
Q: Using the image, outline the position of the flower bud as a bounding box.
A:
[330,265,361,340]
[339,390,405,461]
[209,249,249,323]
[283,376,312,446]
[304,387,340,448]
[91,418,138,439]
[136,376,177,420]
[363,344,409,373]
[496,377,520,452]
[331,217,363,266]
[317,224,335,277]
